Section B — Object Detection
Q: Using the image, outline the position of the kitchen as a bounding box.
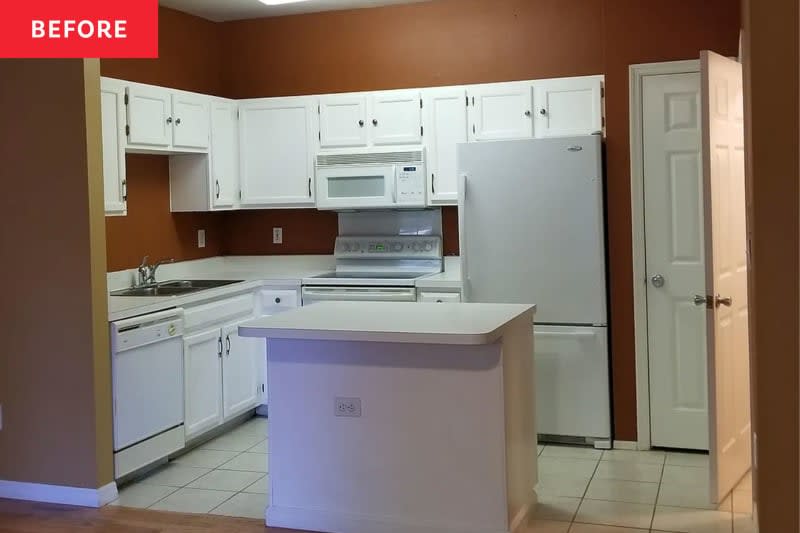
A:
[1,0,789,532]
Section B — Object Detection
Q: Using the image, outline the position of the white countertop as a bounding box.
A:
[238,301,534,345]
[107,256,335,322]
[107,255,464,322]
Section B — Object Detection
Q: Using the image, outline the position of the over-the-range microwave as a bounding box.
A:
[315,148,426,210]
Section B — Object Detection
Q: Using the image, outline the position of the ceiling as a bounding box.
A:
[159,0,433,21]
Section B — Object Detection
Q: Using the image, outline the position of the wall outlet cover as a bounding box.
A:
[335,397,361,417]
[273,227,283,245]
[197,229,206,248]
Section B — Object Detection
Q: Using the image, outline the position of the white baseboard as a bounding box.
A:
[267,505,513,533]
[613,440,640,450]
[0,480,118,507]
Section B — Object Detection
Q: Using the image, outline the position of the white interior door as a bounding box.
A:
[370,90,422,145]
[643,71,709,450]
[700,50,751,504]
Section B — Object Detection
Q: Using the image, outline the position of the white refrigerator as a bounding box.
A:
[457,135,611,446]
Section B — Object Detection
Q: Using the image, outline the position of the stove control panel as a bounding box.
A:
[335,236,442,259]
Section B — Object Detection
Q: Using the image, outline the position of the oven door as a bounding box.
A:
[302,286,417,305]
[316,165,396,210]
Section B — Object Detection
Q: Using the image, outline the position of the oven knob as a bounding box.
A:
[424,242,433,251]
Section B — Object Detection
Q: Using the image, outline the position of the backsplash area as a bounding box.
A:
[105,161,460,272]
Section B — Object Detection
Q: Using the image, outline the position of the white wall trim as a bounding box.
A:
[629,59,701,451]
[266,504,524,533]
[0,480,118,507]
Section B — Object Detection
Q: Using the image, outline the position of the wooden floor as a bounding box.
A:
[0,499,306,533]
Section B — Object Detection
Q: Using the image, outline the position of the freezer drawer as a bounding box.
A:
[534,325,611,440]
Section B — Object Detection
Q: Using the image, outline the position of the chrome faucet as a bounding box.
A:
[137,256,175,286]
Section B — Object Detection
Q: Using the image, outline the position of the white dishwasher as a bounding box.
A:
[111,308,185,479]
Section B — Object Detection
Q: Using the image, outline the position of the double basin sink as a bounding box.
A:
[110,279,244,297]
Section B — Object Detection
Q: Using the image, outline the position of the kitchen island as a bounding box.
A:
[239,301,537,533]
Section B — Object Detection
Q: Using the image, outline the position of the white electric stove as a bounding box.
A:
[301,236,443,304]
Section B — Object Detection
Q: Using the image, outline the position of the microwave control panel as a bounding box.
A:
[396,164,426,205]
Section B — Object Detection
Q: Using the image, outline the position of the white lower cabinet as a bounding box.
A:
[417,291,462,303]
[183,327,224,439]
[183,293,262,441]
[222,318,262,419]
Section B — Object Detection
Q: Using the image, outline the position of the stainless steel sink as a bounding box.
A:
[110,279,243,297]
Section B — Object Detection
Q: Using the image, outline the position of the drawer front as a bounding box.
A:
[260,289,299,313]
[418,291,462,303]
[184,293,255,332]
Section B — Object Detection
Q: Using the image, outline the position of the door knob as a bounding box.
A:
[714,294,733,307]
[693,295,710,306]
[651,274,665,288]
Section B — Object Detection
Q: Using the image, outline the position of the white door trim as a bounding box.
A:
[629,59,700,450]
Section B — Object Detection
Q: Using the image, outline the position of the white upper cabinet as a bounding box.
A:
[319,94,368,148]
[210,99,239,209]
[126,84,172,148]
[422,87,468,205]
[533,76,603,137]
[101,78,127,215]
[468,82,535,141]
[239,96,317,207]
[172,92,210,150]
[125,81,210,153]
[370,90,423,146]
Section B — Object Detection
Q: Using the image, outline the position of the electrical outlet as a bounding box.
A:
[273,227,283,244]
[335,397,361,417]
[197,229,206,248]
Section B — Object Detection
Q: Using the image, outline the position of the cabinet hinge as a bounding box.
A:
[125,124,130,136]
[602,116,606,127]
[419,98,423,109]
[124,93,128,106]
[420,125,424,136]
[318,130,321,141]
[472,124,476,134]
[600,86,605,98]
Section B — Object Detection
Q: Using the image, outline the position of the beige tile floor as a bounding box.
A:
[108,416,270,519]
[110,425,754,532]
[530,444,754,533]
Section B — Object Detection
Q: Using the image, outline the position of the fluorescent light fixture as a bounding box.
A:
[259,0,312,5]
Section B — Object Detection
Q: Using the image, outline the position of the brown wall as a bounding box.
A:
[104,0,740,439]
[0,59,112,488]
[101,8,225,271]
[218,0,740,440]
[741,0,799,529]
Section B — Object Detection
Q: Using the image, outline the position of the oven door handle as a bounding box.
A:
[302,288,416,303]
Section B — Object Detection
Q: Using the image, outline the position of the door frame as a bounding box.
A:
[629,59,700,450]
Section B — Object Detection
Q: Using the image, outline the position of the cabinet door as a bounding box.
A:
[319,94,368,148]
[184,328,223,439]
[239,97,316,206]
[423,87,468,204]
[100,78,127,215]
[210,100,239,209]
[126,84,172,147]
[468,82,534,141]
[222,319,262,420]
[370,90,422,145]
[533,76,603,137]
[172,92,210,149]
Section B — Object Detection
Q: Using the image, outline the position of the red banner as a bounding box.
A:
[0,0,158,58]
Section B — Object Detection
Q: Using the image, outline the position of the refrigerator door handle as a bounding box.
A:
[458,173,469,299]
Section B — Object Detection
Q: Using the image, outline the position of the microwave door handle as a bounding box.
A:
[390,166,397,203]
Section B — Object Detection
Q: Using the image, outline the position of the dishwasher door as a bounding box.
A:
[111,309,185,451]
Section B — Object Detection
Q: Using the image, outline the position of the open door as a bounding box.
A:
[700,50,751,504]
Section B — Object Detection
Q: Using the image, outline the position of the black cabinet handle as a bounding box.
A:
[215,180,220,199]
[225,335,231,356]
[372,119,378,126]
[358,120,364,127]
[275,297,281,304]
[217,337,223,358]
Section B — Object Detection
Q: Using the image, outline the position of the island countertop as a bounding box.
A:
[238,301,535,345]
